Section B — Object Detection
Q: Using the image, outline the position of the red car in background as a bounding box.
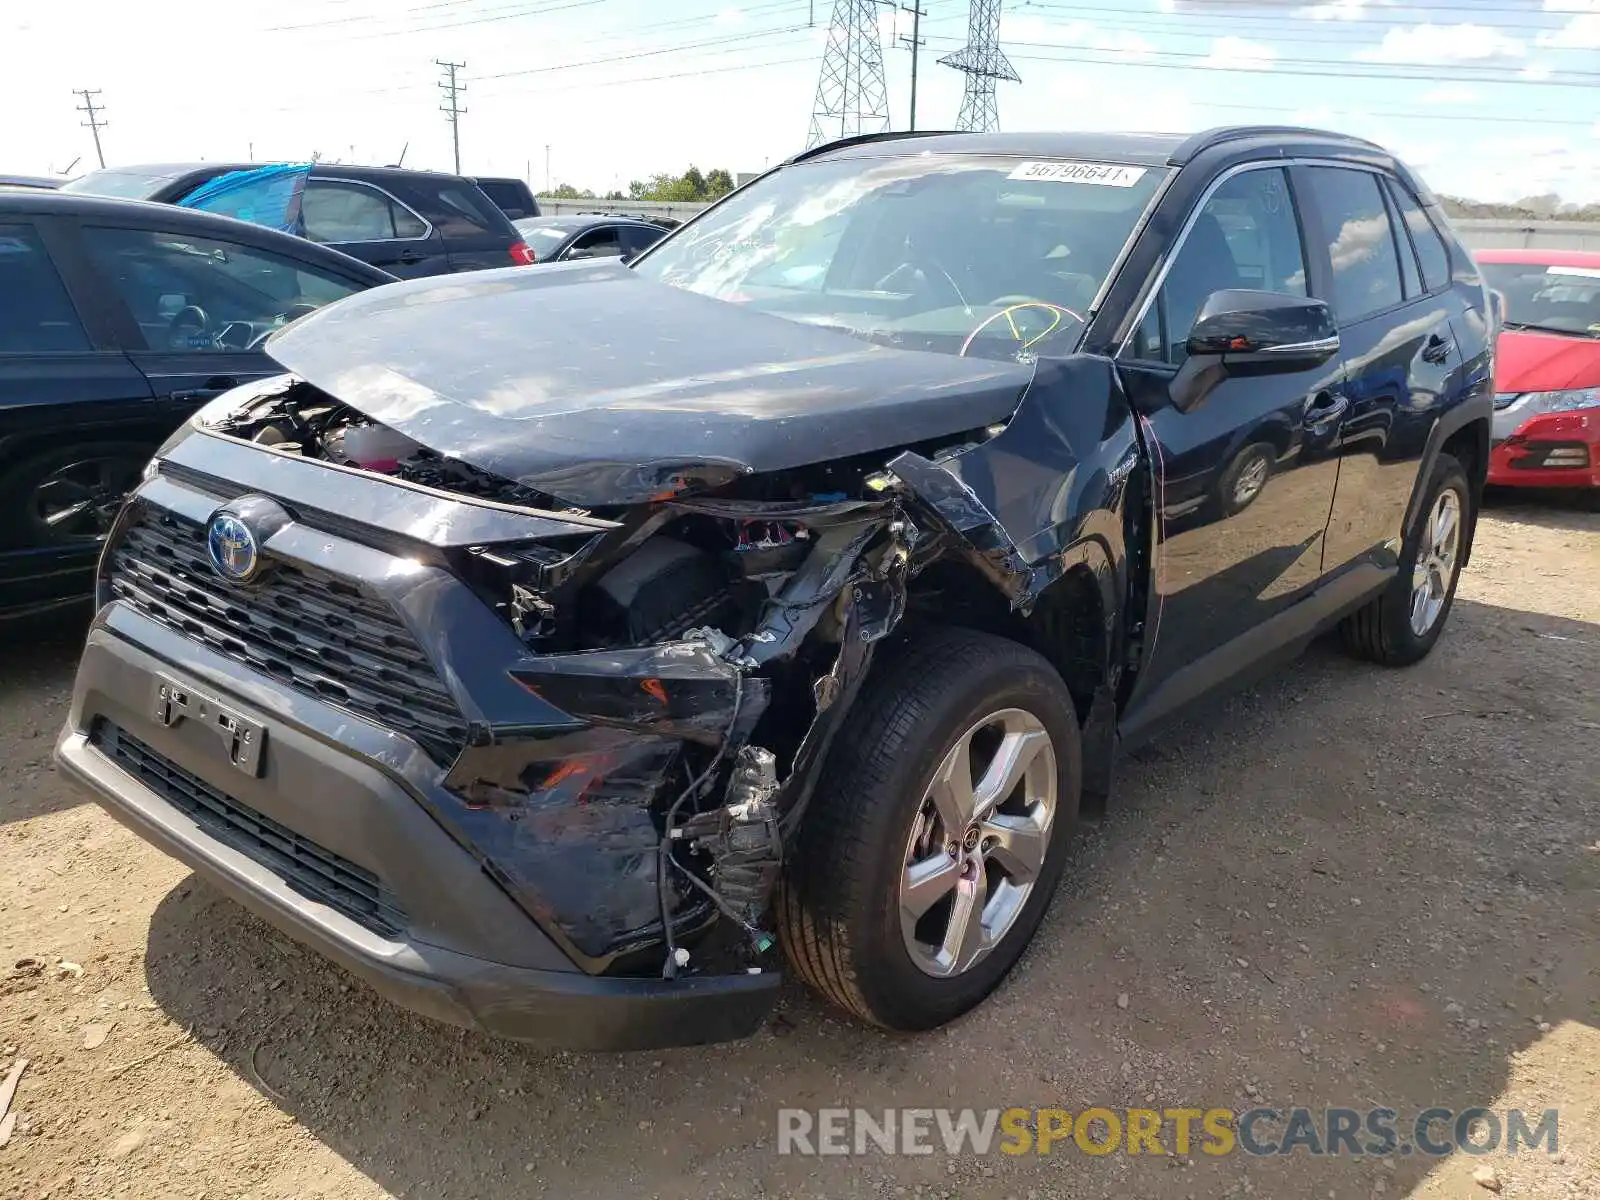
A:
[1477,249,1600,490]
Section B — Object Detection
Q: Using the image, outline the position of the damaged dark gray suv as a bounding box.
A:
[57,127,1494,1049]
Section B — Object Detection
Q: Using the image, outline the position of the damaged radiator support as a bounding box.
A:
[653,503,915,977]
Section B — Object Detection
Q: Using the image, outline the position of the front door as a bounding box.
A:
[1117,165,1345,700]
[75,222,369,410]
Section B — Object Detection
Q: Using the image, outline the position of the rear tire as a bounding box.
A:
[1339,452,1470,666]
[777,627,1081,1031]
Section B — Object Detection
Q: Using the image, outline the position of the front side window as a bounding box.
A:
[568,227,623,259]
[1306,167,1405,323]
[0,224,90,352]
[82,226,364,352]
[634,154,1168,361]
[1133,167,1308,366]
[1480,262,1600,338]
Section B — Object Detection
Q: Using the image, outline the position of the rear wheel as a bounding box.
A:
[777,627,1081,1030]
[1339,452,1470,666]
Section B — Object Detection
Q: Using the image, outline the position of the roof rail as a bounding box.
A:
[1169,125,1383,165]
[785,129,967,166]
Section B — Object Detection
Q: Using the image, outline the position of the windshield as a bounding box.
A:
[60,169,174,200]
[1482,261,1600,338]
[633,154,1167,362]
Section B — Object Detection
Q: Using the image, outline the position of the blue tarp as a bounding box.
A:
[178,163,313,234]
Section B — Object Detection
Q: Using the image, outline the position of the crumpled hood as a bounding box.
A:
[266,260,1035,506]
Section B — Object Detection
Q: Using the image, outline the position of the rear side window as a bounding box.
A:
[1138,166,1308,366]
[1385,180,1452,294]
[433,184,508,233]
[1305,167,1404,323]
[1383,186,1423,299]
[0,224,91,352]
[618,225,664,256]
[302,181,426,242]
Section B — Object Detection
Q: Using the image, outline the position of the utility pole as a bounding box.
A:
[435,59,466,174]
[900,3,926,132]
[73,89,107,168]
[545,144,551,193]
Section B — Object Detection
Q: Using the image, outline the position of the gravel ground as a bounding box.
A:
[1,492,1597,1200]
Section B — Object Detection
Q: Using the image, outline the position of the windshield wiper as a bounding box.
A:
[1501,320,1600,339]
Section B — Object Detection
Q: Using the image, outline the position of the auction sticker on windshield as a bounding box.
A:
[1008,161,1148,187]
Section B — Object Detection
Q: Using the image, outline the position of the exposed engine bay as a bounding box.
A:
[199,371,1128,982]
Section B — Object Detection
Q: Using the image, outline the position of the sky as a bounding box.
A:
[5,0,1599,203]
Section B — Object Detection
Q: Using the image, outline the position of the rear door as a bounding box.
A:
[75,222,370,412]
[301,178,445,278]
[1298,165,1463,575]
[0,217,154,604]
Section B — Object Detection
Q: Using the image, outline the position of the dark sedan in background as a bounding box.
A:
[0,191,393,620]
[512,213,669,264]
[62,163,530,277]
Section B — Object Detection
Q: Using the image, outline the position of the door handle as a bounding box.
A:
[1303,389,1348,427]
[396,249,426,264]
[1422,333,1453,365]
[167,376,238,404]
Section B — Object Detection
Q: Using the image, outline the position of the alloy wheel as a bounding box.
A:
[1409,488,1462,636]
[899,708,1058,978]
[29,457,140,543]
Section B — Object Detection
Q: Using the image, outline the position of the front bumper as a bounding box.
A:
[1488,409,1600,489]
[55,611,779,1051]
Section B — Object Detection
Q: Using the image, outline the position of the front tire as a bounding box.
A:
[1339,452,1471,666]
[777,628,1081,1031]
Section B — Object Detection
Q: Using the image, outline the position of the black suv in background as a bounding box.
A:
[473,177,541,220]
[58,127,1491,1050]
[62,164,530,277]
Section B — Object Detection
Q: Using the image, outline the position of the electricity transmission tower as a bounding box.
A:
[939,0,1019,133]
[74,89,108,168]
[805,0,891,149]
[435,59,466,174]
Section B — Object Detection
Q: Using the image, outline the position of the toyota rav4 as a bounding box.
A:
[57,127,1493,1050]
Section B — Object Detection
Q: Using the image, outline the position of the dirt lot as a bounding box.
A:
[2,493,1597,1200]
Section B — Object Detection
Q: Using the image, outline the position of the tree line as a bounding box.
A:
[541,165,737,203]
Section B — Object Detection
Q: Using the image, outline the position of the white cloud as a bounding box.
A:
[1420,84,1477,105]
[1538,11,1600,49]
[1357,23,1526,63]
[1201,36,1279,71]
[1300,0,1375,20]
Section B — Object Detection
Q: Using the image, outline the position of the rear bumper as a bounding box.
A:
[54,612,780,1051]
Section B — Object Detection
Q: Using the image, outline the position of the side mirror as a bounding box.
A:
[564,246,595,261]
[1171,289,1339,412]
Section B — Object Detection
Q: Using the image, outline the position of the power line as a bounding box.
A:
[900,3,927,132]
[436,59,467,173]
[1021,0,1586,37]
[926,36,1600,85]
[73,89,107,169]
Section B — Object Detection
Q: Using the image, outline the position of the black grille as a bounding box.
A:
[92,720,407,938]
[106,507,467,763]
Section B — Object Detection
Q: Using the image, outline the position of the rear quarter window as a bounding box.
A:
[0,224,91,352]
